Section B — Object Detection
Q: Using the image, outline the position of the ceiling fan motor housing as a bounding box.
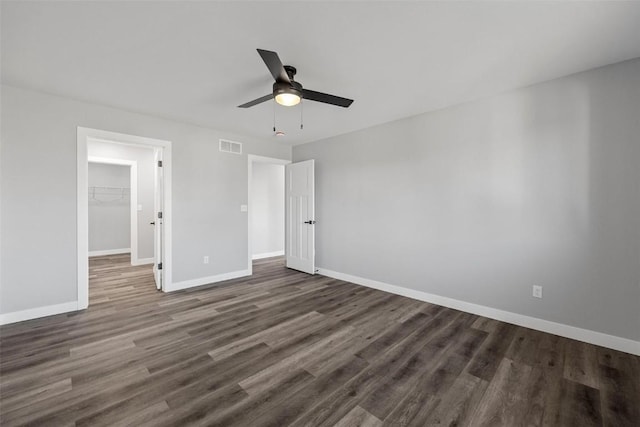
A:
[273,80,303,99]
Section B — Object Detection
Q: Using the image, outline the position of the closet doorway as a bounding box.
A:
[77,127,172,309]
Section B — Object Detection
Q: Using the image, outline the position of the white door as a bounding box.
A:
[153,149,164,289]
[285,159,315,274]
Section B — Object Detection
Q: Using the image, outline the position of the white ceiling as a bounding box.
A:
[2,1,640,146]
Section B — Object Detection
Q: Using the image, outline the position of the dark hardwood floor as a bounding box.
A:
[1,254,638,426]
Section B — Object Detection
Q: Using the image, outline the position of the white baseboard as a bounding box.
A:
[131,257,154,266]
[252,250,285,260]
[89,248,130,257]
[165,269,251,292]
[317,267,640,356]
[0,301,79,325]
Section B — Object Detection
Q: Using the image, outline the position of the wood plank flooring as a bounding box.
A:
[1,254,638,426]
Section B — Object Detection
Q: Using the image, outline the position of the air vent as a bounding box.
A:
[219,139,242,155]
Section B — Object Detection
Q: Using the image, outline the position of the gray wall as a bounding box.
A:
[251,163,285,257]
[293,58,640,342]
[88,142,155,259]
[88,163,130,253]
[1,85,290,314]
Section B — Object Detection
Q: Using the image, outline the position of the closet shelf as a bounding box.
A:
[88,186,130,203]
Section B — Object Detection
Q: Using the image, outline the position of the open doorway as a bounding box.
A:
[247,155,290,274]
[88,146,154,267]
[77,127,172,310]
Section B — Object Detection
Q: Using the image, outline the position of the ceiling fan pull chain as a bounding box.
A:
[300,98,304,130]
[273,99,276,132]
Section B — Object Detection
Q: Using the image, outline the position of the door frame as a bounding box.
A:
[247,155,290,275]
[77,127,172,309]
[87,157,138,262]
[152,148,164,290]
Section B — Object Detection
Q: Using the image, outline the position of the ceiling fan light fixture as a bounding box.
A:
[273,81,302,107]
[275,92,301,107]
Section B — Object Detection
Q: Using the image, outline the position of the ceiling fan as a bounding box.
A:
[238,49,354,109]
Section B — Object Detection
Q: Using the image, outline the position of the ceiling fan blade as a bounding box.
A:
[238,94,273,108]
[257,49,290,83]
[302,89,353,108]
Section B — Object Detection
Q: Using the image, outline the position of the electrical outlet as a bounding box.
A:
[203,256,209,264]
[533,285,543,299]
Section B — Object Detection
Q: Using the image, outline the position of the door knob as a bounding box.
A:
[150,221,155,225]
[304,220,316,224]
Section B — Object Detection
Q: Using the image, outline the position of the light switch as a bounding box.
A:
[240,204,248,212]
[137,204,143,211]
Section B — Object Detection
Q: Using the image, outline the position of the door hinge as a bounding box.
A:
[157,160,163,167]
[158,262,163,270]
[158,212,163,219]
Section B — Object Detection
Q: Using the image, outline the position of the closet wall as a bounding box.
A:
[88,163,131,255]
